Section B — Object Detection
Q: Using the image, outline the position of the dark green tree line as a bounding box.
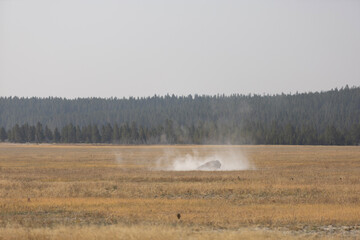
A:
[1,121,360,145]
[0,86,359,132]
[1,86,359,145]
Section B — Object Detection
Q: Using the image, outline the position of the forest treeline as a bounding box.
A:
[0,85,359,145]
[1,120,360,145]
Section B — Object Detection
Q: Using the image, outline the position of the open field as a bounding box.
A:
[0,144,360,239]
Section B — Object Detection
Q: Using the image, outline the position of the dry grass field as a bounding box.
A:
[0,144,360,239]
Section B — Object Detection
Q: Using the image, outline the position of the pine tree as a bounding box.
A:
[324,125,344,145]
[138,126,147,144]
[0,127,7,141]
[35,122,44,143]
[165,119,176,144]
[61,125,68,143]
[7,130,12,142]
[28,126,36,142]
[121,123,131,144]
[13,124,25,143]
[53,128,61,142]
[101,123,113,143]
[284,123,295,145]
[91,125,101,143]
[82,125,92,143]
[44,125,53,142]
[21,123,30,142]
[112,123,120,143]
[75,126,82,143]
[105,123,113,143]
[67,124,76,143]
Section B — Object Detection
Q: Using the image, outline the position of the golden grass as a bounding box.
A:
[0,144,360,239]
[1,224,346,240]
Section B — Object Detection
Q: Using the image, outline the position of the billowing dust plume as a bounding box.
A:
[155,149,254,171]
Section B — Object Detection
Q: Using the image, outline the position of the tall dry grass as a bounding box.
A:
[0,144,360,239]
[0,224,346,240]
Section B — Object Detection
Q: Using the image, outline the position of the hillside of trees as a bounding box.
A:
[0,86,359,145]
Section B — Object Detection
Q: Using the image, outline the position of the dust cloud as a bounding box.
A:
[156,149,254,171]
[113,147,255,171]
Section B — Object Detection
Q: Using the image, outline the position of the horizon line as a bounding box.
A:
[0,84,357,100]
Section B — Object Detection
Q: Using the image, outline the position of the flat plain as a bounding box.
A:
[0,144,360,239]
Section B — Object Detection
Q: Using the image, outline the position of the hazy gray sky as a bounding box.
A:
[0,0,359,98]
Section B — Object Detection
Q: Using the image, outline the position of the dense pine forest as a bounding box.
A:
[0,86,359,145]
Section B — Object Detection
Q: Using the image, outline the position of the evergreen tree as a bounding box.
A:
[35,122,44,143]
[0,127,7,141]
[53,128,61,143]
[91,125,101,143]
[351,123,360,145]
[12,124,25,143]
[101,123,113,143]
[82,125,92,143]
[67,124,76,143]
[284,123,295,145]
[324,125,344,145]
[138,126,147,144]
[112,123,120,143]
[164,119,176,144]
[75,126,82,143]
[121,123,131,144]
[28,125,36,142]
[7,130,11,142]
[61,125,68,143]
[21,123,29,142]
[44,125,53,142]
[130,121,139,143]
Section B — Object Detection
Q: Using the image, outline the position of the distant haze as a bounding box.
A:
[0,0,359,98]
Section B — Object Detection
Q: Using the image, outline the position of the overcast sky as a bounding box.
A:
[0,0,359,98]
